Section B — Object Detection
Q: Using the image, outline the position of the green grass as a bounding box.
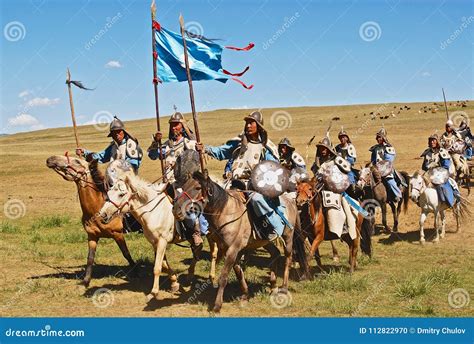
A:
[30,215,72,230]
[0,221,19,234]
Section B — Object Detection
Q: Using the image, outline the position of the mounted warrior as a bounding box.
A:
[311,134,361,241]
[420,133,461,206]
[278,137,306,171]
[76,116,143,172]
[197,111,291,240]
[369,127,405,202]
[334,128,357,185]
[147,111,208,247]
[440,120,468,178]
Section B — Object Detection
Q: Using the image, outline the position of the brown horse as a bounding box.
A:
[296,177,371,273]
[46,154,135,287]
[173,171,309,313]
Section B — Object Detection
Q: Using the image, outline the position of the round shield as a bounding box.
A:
[320,163,350,193]
[451,139,466,154]
[288,167,310,192]
[250,160,289,198]
[429,167,449,185]
[376,160,393,177]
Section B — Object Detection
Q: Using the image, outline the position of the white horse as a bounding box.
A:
[98,161,218,300]
[409,171,467,244]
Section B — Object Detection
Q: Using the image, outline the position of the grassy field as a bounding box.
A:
[1,101,473,317]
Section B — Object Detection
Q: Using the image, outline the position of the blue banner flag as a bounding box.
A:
[153,21,254,89]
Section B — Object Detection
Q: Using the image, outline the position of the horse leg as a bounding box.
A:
[263,243,281,292]
[419,212,427,245]
[330,240,340,262]
[389,202,398,233]
[440,210,446,239]
[112,232,135,266]
[281,233,293,293]
[232,252,249,301]
[213,247,239,313]
[433,210,440,243]
[309,233,325,272]
[149,237,167,300]
[162,254,180,293]
[187,242,203,283]
[381,202,390,232]
[208,235,219,287]
[82,236,98,287]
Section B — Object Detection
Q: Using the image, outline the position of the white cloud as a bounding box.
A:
[18,90,30,98]
[26,97,60,107]
[30,124,46,131]
[105,60,123,68]
[421,71,431,77]
[8,114,40,126]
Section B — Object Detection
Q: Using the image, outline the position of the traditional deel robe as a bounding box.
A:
[369,143,402,200]
[84,136,142,171]
[335,143,357,184]
[206,134,290,238]
[317,156,359,240]
[421,147,460,207]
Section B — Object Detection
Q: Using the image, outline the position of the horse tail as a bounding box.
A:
[456,196,472,222]
[359,216,373,257]
[292,215,311,279]
[401,171,410,214]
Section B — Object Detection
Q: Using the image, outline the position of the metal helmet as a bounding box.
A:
[168,112,195,140]
[376,127,390,144]
[316,136,337,156]
[108,116,126,137]
[244,110,265,128]
[169,112,185,124]
[278,137,295,151]
[338,127,351,143]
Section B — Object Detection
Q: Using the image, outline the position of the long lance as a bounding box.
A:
[151,0,166,181]
[442,88,449,120]
[66,68,80,150]
[179,13,205,173]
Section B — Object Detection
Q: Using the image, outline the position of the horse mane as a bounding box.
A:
[369,165,382,183]
[192,171,228,211]
[124,173,156,202]
[88,159,107,193]
[412,170,430,186]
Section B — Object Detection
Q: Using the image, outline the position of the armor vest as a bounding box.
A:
[232,141,264,180]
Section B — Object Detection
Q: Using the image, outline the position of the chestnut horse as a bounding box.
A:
[296,177,372,273]
[46,154,135,287]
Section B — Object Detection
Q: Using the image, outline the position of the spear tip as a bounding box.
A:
[179,13,184,26]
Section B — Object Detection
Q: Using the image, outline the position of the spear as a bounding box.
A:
[150,0,166,181]
[66,68,80,149]
[179,13,205,173]
[442,88,449,120]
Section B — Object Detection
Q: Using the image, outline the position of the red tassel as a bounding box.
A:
[225,43,255,51]
[153,51,157,60]
[153,77,158,84]
[223,66,250,77]
[231,78,253,90]
[152,21,161,31]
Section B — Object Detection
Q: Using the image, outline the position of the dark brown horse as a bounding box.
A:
[296,177,372,273]
[357,166,409,233]
[173,171,309,313]
[46,154,135,287]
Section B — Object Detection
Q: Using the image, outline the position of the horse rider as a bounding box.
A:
[457,119,473,160]
[334,128,357,184]
[196,111,289,241]
[147,111,208,248]
[278,137,306,171]
[76,116,143,232]
[311,134,359,239]
[76,116,143,172]
[440,120,468,178]
[421,133,461,206]
[369,127,405,202]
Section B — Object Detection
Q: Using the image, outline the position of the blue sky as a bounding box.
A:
[1,0,472,133]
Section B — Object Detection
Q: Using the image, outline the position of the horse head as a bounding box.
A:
[357,167,371,188]
[98,177,133,224]
[172,170,211,222]
[409,171,426,203]
[46,153,89,182]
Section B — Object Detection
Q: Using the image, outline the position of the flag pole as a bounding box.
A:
[179,13,205,173]
[66,68,81,150]
[151,0,167,181]
[442,88,449,120]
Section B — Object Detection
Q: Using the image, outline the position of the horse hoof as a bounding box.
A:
[170,282,180,293]
[420,240,425,245]
[277,287,288,294]
[146,293,154,302]
[433,239,440,244]
[78,279,90,288]
[212,305,222,313]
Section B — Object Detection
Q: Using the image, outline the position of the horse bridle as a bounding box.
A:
[63,151,101,190]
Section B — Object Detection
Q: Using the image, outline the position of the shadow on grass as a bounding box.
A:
[378,228,439,245]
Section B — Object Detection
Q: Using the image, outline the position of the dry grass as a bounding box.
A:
[1,101,473,317]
